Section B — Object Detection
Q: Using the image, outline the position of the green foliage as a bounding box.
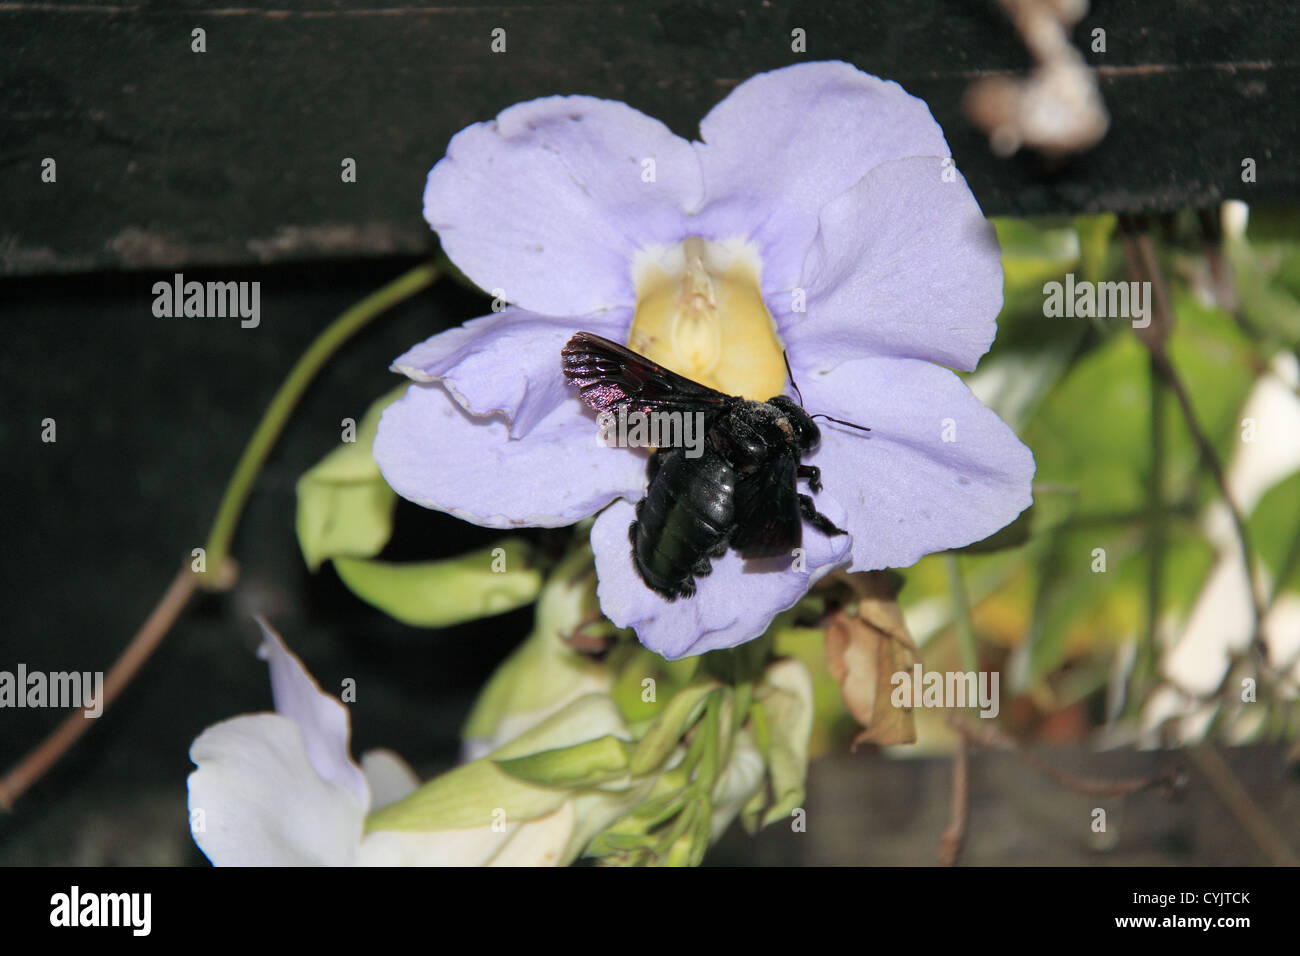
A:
[460,546,607,742]
[495,735,635,788]
[1250,472,1300,597]
[913,209,1295,722]
[333,540,543,628]
[295,385,406,571]
[339,205,1300,869]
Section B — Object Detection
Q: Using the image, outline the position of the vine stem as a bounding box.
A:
[201,260,441,585]
[1140,351,1168,698]
[0,261,441,810]
[939,736,970,866]
[0,565,196,809]
[945,555,978,675]
[1121,224,1269,682]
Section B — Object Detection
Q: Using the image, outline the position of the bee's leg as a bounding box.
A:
[686,531,731,583]
[799,495,846,536]
[797,464,822,493]
[692,532,729,578]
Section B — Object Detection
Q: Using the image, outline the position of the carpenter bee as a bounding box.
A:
[561,332,869,600]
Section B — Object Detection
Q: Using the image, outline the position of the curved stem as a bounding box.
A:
[0,565,197,809]
[1141,353,1168,696]
[0,262,441,809]
[200,260,441,587]
[946,555,978,676]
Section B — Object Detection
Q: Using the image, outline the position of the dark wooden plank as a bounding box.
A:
[1,0,1296,275]
[709,744,1300,866]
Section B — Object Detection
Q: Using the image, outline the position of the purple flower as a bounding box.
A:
[375,61,1034,659]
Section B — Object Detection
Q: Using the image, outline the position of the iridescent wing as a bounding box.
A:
[562,332,734,419]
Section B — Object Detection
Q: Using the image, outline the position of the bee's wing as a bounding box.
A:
[562,332,733,418]
[731,452,802,559]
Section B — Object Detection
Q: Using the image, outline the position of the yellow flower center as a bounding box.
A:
[628,236,786,400]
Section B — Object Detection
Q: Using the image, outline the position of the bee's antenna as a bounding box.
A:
[782,350,806,408]
[812,414,872,433]
[784,353,871,431]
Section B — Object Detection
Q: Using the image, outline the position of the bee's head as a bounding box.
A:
[768,395,821,451]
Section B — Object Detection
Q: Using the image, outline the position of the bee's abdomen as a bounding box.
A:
[631,449,735,599]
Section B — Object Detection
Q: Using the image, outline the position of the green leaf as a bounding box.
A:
[1164,292,1257,477]
[625,786,691,830]
[494,734,634,788]
[333,539,542,628]
[757,660,814,828]
[629,683,718,776]
[1249,471,1300,595]
[462,546,606,742]
[1018,521,1215,686]
[1024,332,1151,514]
[295,385,407,571]
[367,695,629,833]
[1227,212,1300,343]
[992,217,1081,291]
[609,644,698,724]
[740,781,766,836]
[1076,214,1118,284]
[365,757,568,832]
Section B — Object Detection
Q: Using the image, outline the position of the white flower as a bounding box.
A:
[187,619,587,866]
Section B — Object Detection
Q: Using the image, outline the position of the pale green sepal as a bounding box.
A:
[628,682,719,776]
[364,758,568,833]
[367,694,629,833]
[462,545,603,742]
[333,539,541,628]
[494,734,634,788]
[295,384,407,571]
[757,659,815,828]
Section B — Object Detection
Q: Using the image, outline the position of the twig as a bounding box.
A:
[940,736,970,866]
[1140,347,1168,697]
[1121,225,1269,666]
[949,714,1185,799]
[1189,745,1299,867]
[201,260,441,583]
[0,563,198,810]
[0,262,441,809]
[945,555,979,676]
[1197,208,1298,399]
[1155,357,1267,646]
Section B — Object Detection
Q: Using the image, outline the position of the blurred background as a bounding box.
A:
[1,0,1297,864]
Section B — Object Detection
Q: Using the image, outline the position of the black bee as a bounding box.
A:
[561,332,869,600]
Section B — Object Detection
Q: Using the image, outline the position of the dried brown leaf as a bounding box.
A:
[824,572,920,749]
